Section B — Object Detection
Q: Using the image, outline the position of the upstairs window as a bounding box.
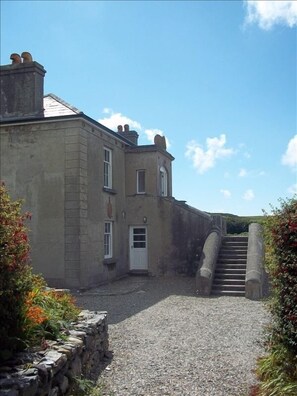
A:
[104,147,112,189]
[137,170,146,194]
[160,166,168,197]
[104,221,112,258]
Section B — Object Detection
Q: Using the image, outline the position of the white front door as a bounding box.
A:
[129,226,148,271]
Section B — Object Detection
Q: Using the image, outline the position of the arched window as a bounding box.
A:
[160,166,168,197]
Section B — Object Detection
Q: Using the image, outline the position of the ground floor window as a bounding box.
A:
[104,221,113,258]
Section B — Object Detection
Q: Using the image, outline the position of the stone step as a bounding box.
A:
[215,264,246,275]
[216,261,247,267]
[222,241,248,247]
[213,278,245,286]
[212,284,246,292]
[212,289,246,297]
[219,249,247,257]
[223,236,248,242]
[212,236,248,297]
[128,270,149,276]
[214,273,246,280]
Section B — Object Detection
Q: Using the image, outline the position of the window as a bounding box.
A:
[132,227,146,248]
[104,222,112,258]
[160,166,168,196]
[104,147,112,189]
[137,170,146,194]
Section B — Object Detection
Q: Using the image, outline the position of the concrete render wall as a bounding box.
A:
[126,195,213,275]
[125,148,173,197]
[82,121,129,287]
[0,117,215,288]
[0,119,130,289]
[0,122,66,283]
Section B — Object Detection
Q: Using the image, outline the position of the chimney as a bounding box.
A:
[0,52,46,121]
[117,124,139,145]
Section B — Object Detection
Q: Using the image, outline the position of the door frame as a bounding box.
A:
[129,225,148,271]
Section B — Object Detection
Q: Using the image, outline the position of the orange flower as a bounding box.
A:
[26,305,47,325]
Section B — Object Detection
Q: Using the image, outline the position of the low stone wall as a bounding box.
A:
[0,310,109,396]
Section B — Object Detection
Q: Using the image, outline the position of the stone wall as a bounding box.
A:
[0,310,109,396]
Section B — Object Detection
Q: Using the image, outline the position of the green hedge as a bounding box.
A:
[254,198,297,395]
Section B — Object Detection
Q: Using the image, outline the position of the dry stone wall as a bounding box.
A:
[0,310,108,396]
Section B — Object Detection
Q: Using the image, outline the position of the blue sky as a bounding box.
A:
[1,0,296,216]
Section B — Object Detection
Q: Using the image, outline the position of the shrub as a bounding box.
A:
[23,275,80,347]
[0,183,80,361]
[253,197,297,395]
[0,182,34,359]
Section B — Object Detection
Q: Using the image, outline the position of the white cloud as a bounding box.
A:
[99,109,170,147]
[288,183,297,195]
[239,168,248,177]
[243,189,255,201]
[99,110,141,131]
[185,134,234,174]
[245,1,297,30]
[238,168,266,177]
[102,107,112,114]
[220,189,231,199]
[282,135,297,169]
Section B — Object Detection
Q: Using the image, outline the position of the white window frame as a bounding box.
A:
[104,221,113,258]
[160,166,168,197]
[137,170,146,194]
[104,147,112,189]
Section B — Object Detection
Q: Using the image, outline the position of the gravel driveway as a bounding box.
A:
[74,276,269,396]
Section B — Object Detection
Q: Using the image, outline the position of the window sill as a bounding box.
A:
[103,258,117,266]
[103,187,117,195]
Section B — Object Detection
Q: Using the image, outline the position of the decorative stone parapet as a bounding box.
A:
[245,223,265,300]
[196,227,222,295]
[0,310,109,396]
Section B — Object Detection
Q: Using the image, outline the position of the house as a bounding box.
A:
[0,53,223,289]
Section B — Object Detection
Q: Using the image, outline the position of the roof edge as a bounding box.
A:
[0,113,137,147]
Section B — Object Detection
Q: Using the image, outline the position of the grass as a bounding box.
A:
[70,377,115,396]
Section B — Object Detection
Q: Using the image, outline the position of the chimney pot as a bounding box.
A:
[124,124,129,132]
[21,51,33,63]
[117,125,123,133]
[10,53,21,64]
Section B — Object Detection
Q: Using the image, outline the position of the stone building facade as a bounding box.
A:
[0,54,221,289]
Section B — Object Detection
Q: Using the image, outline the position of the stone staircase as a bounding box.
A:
[212,235,248,296]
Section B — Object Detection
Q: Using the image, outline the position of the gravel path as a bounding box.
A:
[74,276,269,396]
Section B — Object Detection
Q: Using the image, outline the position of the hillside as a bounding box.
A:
[211,213,264,234]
